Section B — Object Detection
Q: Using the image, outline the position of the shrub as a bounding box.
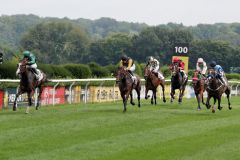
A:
[51,65,72,78]
[0,60,18,79]
[64,64,91,78]
[226,73,240,80]
[88,62,109,78]
[160,65,171,78]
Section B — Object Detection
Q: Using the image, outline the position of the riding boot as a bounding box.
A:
[220,77,227,86]
[128,70,137,84]
[157,72,164,80]
[32,68,40,80]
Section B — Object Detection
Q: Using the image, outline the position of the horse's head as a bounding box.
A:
[171,63,179,77]
[192,70,199,85]
[144,67,151,80]
[16,58,28,77]
[115,66,129,83]
[207,68,218,85]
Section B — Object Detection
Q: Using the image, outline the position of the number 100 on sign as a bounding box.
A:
[174,46,189,54]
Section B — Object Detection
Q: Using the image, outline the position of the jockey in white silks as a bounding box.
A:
[146,56,164,80]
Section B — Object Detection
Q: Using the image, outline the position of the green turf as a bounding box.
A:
[0,97,240,160]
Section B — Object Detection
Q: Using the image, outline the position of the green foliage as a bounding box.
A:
[88,33,133,65]
[0,60,17,79]
[226,73,240,80]
[104,64,118,76]
[64,64,91,78]
[20,21,90,64]
[50,65,73,78]
[88,62,109,78]
[160,65,171,78]
[134,61,142,77]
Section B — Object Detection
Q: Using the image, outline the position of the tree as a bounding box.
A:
[20,21,90,64]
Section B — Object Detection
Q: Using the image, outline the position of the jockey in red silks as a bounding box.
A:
[172,57,188,80]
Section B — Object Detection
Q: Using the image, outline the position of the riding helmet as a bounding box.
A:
[209,61,217,68]
[173,57,180,63]
[121,54,128,61]
[23,51,30,57]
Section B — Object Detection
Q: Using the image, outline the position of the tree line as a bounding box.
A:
[1,15,240,73]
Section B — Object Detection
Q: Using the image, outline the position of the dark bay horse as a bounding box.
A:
[192,70,206,110]
[169,63,188,104]
[115,66,141,112]
[13,58,47,113]
[205,69,231,113]
[144,67,166,105]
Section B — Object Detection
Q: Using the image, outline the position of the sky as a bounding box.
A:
[0,0,240,26]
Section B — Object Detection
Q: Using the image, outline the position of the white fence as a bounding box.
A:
[0,79,240,106]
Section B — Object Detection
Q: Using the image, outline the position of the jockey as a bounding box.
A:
[209,61,227,85]
[20,51,41,80]
[119,54,136,82]
[196,58,207,79]
[172,57,187,80]
[146,56,164,80]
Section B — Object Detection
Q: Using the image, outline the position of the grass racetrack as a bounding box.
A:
[0,97,240,160]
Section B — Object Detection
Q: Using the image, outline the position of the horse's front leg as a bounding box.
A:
[205,95,211,109]
[130,92,135,106]
[145,86,149,100]
[212,97,216,113]
[225,87,231,110]
[160,83,166,103]
[217,96,223,110]
[179,86,186,104]
[153,89,157,105]
[196,93,201,110]
[170,88,175,103]
[26,92,33,114]
[201,92,205,105]
[136,86,141,108]
[13,90,23,111]
[36,87,43,110]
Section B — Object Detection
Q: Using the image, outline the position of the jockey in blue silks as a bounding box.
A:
[209,61,227,85]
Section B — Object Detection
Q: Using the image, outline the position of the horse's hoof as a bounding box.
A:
[218,106,223,110]
[145,97,148,100]
[212,109,215,113]
[151,101,153,105]
[138,104,141,108]
[197,107,201,111]
[131,102,135,106]
[163,99,166,103]
[178,102,182,104]
[229,107,232,110]
[206,105,211,109]
[13,108,16,111]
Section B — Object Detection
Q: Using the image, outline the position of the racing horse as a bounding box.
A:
[169,63,188,104]
[205,68,231,113]
[144,66,166,105]
[192,70,206,110]
[115,66,141,112]
[13,58,47,113]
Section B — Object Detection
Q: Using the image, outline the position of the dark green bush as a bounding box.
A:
[64,64,91,78]
[0,61,18,79]
[160,65,171,78]
[104,64,118,76]
[38,63,55,78]
[226,73,240,80]
[88,62,109,78]
[51,65,72,78]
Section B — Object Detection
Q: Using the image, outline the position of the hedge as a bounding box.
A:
[88,62,110,78]
[64,64,91,78]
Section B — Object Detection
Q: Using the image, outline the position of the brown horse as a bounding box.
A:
[13,58,47,113]
[169,63,188,104]
[192,70,206,110]
[144,67,166,105]
[205,69,231,113]
[115,66,141,112]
